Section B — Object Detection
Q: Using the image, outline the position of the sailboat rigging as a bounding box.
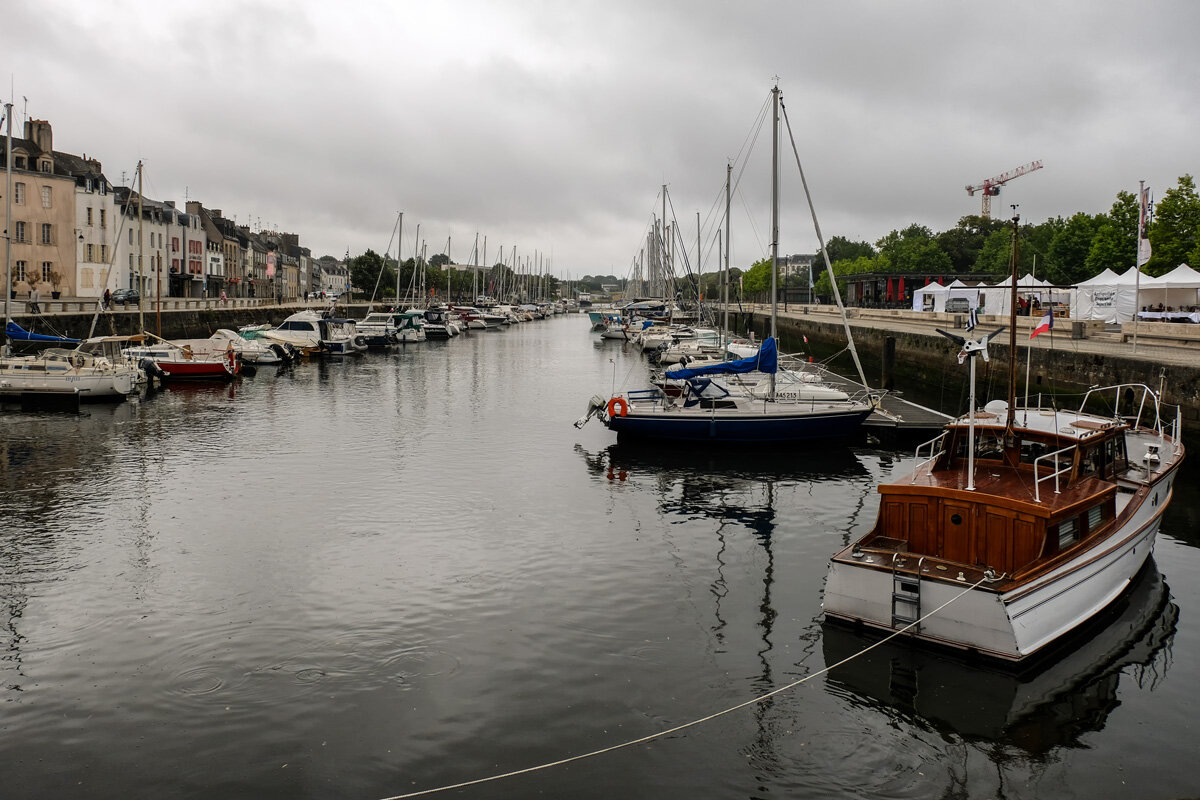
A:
[576,83,876,443]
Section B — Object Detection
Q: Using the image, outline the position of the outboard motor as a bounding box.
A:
[139,358,167,388]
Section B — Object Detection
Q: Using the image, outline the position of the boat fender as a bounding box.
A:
[607,396,629,418]
[226,348,238,373]
[354,335,367,348]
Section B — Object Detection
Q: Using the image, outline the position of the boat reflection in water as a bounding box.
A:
[822,562,1177,754]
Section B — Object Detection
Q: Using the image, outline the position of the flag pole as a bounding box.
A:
[1133,180,1150,354]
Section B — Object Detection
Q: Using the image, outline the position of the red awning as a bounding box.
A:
[886,277,894,301]
[898,276,906,299]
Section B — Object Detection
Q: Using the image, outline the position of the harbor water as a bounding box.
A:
[2,314,1198,799]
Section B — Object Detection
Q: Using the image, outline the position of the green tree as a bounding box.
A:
[740,258,776,295]
[1045,213,1101,285]
[875,224,952,274]
[1085,190,1138,276]
[814,236,874,268]
[936,215,1009,272]
[1148,174,1200,275]
[349,249,395,298]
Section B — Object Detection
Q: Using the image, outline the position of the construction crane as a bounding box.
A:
[965,160,1044,218]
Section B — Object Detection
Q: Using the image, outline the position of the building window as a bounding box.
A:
[39,160,51,173]
[14,221,26,243]
[100,209,107,228]
[129,254,134,269]
[87,244,95,262]
[40,223,52,245]
[14,261,26,282]
[87,207,94,226]
[100,244,108,263]
[41,262,52,282]
[172,236,180,251]
[13,182,24,205]
[41,186,52,208]
[129,229,134,245]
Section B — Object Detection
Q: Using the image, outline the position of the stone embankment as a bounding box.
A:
[6,300,375,341]
[735,304,1200,436]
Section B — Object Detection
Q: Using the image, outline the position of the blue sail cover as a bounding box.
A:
[6,321,79,343]
[665,336,777,379]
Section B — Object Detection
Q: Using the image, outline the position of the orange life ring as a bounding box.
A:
[607,396,629,417]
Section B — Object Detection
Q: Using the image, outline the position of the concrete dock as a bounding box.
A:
[736,303,1200,435]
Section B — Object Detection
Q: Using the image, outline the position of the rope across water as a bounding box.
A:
[378,574,990,799]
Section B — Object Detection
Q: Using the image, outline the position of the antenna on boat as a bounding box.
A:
[936,326,1006,491]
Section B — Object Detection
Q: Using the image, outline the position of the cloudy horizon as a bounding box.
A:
[9,0,1197,278]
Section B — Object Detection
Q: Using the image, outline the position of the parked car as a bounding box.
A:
[111,288,140,305]
[945,297,970,314]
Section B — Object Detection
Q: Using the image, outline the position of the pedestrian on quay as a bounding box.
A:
[221,290,228,304]
[103,288,112,309]
[29,286,41,314]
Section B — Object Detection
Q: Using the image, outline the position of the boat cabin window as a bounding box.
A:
[953,430,1005,461]
[1088,505,1104,531]
[1018,438,1053,465]
[1057,517,1078,550]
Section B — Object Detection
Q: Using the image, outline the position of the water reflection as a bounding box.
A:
[822,562,1177,756]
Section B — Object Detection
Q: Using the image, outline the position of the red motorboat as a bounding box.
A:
[123,341,239,381]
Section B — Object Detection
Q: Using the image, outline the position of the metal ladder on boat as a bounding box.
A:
[891,554,923,631]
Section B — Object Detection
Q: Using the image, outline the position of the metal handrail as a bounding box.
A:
[1032,443,1077,502]
[910,432,947,482]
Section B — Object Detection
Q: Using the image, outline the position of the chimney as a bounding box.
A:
[24,119,53,153]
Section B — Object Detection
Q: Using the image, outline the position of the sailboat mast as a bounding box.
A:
[395,211,403,304]
[137,161,145,331]
[4,101,13,347]
[1006,212,1020,433]
[723,161,730,357]
[770,84,779,343]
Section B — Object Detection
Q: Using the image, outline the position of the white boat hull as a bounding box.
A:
[824,475,1176,661]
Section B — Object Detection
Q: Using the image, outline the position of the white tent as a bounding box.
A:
[1137,263,1200,317]
[1070,268,1135,323]
[945,279,982,311]
[979,274,1056,317]
[912,281,949,312]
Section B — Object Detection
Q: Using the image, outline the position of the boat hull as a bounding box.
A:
[823,471,1179,661]
[605,406,871,443]
[0,362,138,399]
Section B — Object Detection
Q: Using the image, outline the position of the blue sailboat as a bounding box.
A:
[6,321,79,343]
[575,84,877,445]
[576,337,873,443]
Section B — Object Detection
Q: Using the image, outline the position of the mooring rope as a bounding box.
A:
[378,574,990,800]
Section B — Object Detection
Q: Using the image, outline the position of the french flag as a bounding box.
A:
[1030,311,1053,339]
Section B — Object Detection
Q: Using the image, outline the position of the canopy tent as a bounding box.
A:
[1070,268,1139,323]
[979,273,1068,317]
[1137,263,1200,313]
[945,279,983,310]
[911,281,949,311]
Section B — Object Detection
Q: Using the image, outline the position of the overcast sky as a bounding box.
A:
[8,1,1197,278]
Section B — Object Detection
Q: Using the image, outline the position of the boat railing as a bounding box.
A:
[627,388,665,408]
[910,432,947,481]
[1032,443,1078,502]
[1078,383,1167,434]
